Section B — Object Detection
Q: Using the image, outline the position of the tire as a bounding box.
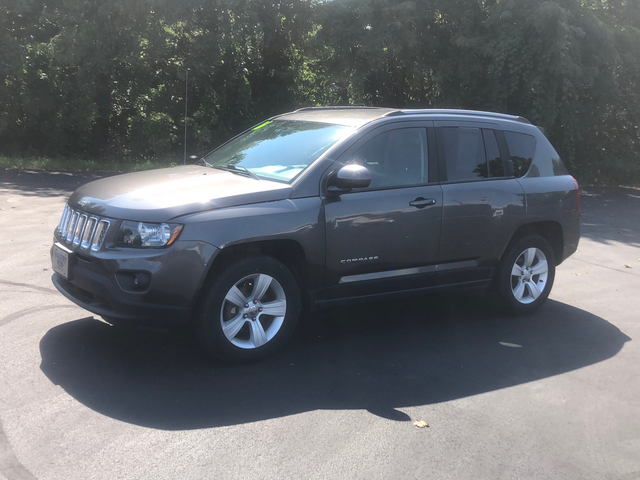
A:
[194,255,301,363]
[494,235,556,315]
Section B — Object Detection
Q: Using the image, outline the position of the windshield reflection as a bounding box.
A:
[203,120,355,183]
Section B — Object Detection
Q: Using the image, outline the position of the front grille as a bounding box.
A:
[57,204,110,253]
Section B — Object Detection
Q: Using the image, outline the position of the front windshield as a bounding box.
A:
[202,120,355,183]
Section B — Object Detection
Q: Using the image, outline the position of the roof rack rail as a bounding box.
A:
[292,106,388,112]
[384,109,531,124]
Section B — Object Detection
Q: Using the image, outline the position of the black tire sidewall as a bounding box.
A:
[496,235,556,315]
[195,255,301,363]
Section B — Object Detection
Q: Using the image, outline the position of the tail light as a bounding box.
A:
[571,176,580,211]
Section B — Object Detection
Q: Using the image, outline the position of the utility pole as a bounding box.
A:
[183,69,189,165]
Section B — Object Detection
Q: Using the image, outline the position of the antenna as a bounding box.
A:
[183,69,189,165]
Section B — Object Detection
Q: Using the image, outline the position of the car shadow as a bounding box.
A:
[39,294,630,430]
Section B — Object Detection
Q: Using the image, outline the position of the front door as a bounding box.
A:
[322,123,443,301]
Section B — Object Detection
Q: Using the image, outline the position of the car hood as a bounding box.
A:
[68,166,293,222]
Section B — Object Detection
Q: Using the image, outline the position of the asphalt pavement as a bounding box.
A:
[1,168,639,480]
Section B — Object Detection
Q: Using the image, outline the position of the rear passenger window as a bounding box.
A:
[504,131,536,178]
[439,127,505,181]
[439,127,486,181]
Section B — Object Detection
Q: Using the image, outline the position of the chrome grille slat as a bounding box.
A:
[58,204,110,253]
[72,214,87,247]
[66,212,79,243]
[58,205,70,234]
[81,217,97,250]
[61,206,72,237]
[91,220,110,252]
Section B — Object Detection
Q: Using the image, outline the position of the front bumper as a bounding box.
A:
[50,236,218,327]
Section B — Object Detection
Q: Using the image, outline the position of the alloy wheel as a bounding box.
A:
[510,247,549,305]
[220,273,287,349]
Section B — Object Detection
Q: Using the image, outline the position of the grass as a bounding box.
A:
[0,156,180,173]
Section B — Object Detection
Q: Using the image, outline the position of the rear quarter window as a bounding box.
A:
[504,131,536,178]
[552,158,569,176]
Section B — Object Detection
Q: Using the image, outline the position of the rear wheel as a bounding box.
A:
[195,255,300,363]
[494,235,556,315]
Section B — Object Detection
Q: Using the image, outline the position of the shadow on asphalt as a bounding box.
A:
[0,169,113,197]
[39,293,630,430]
[580,186,640,248]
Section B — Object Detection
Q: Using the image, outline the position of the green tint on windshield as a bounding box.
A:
[202,120,355,183]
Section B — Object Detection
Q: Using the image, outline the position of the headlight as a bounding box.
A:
[116,221,183,247]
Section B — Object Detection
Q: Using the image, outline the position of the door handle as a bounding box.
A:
[409,197,436,209]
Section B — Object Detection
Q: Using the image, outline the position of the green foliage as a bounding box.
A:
[0,155,178,172]
[0,0,638,183]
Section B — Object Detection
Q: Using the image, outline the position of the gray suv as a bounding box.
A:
[51,107,580,362]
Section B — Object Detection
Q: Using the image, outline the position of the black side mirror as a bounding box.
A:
[327,164,372,194]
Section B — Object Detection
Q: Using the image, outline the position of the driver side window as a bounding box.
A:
[346,128,428,189]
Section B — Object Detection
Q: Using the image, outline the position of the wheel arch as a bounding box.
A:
[191,239,310,321]
[501,221,564,267]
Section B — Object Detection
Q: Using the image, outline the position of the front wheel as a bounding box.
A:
[494,235,556,315]
[194,255,301,363]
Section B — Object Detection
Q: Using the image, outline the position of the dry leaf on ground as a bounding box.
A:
[413,420,429,428]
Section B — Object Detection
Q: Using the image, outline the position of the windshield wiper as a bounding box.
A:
[212,163,260,181]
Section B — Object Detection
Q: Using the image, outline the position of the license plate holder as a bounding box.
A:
[52,243,73,279]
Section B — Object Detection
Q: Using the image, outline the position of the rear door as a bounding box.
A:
[435,122,526,284]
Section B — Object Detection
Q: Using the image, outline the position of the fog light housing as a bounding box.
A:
[116,271,151,293]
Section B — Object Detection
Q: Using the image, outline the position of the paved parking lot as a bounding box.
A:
[1,168,639,480]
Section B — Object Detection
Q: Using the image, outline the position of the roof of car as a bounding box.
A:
[277,106,531,128]
[276,107,398,127]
